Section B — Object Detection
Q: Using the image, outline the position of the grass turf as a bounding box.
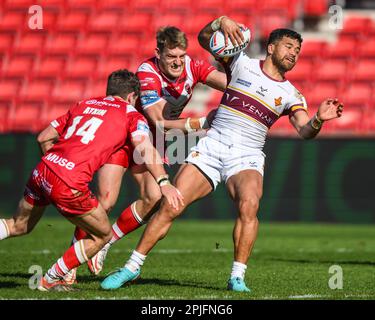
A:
[0,218,375,300]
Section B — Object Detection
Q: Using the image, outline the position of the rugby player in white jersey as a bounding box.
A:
[101,17,344,292]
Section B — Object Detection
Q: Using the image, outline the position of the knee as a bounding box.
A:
[238,197,260,221]
[142,189,162,212]
[162,200,184,220]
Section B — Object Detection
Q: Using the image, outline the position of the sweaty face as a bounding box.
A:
[270,36,301,73]
[157,46,186,79]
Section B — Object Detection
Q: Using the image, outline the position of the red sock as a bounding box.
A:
[72,227,87,244]
[111,202,143,243]
[47,240,88,279]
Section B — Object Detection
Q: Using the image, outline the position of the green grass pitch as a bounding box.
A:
[0,218,375,300]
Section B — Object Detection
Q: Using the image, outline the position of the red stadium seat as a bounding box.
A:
[357,40,375,59]
[0,79,21,100]
[97,56,132,79]
[300,40,327,61]
[195,0,225,14]
[0,11,26,31]
[4,0,36,10]
[161,0,192,13]
[44,34,78,55]
[84,79,107,98]
[52,80,86,103]
[8,102,44,132]
[304,83,338,107]
[131,0,161,12]
[303,0,329,17]
[286,59,314,82]
[258,11,290,39]
[258,0,300,20]
[34,56,67,78]
[118,12,153,34]
[107,34,140,56]
[343,83,372,107]
[226,0,258,14]
[99,0,131,10]
[341,16,372,37]
[64,57,98,79]
[353,60,375,81]
[315,60,348,82]
[56,11,89,32]
[2,55,34,77]
[13,32,46,54]
[154,13,185,30]
[0,33,14,55]
[325,38,357,59]
[76,34,109,56]
[184,13,216,34]
[20,79,53,101]
[87,11,120,32]
[66,0,98,11]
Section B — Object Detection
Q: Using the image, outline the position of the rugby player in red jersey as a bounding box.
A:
[77,26,227,275]
[0,70,183,291]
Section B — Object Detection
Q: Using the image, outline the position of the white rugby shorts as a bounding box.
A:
[185,136,265,190]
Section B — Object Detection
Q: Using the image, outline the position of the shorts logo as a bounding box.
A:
[191,151,200,158]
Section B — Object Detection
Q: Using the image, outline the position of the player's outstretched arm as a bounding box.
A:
[289,98,344,139]
[145,101,210,134]
[37,124,59,154]
[198,16,245,53]
[131,135,184,210]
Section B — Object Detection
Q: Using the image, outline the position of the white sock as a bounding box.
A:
[231,261,247,280]
[125,250,147,273]
[0,219,10,240]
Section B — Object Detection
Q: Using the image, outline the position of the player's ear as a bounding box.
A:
[126,91,137,105]
[267,43,275,55]
[155,47,161,59]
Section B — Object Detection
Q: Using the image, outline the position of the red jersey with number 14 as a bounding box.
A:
[43,96,135,190]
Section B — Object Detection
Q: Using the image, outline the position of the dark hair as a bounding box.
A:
[267,28,303,48]
[156,26,188,52]
[106,69,140,98]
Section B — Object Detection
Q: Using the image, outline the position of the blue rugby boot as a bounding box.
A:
[101,267,140,290]
[227,277,251,293]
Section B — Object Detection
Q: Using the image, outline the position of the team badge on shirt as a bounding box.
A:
[274,97,282,106]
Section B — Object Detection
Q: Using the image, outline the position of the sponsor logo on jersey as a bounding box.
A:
[140,90,160,106]
[256,86,268,97]
[274,97,283,106]
[44,153,75,171]
[104,96,115,101]
[236,78,252,87]
[86,99,120,108]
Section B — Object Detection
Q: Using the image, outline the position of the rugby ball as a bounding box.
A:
[209,27,251,57]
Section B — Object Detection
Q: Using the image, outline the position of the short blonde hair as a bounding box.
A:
[156,26,188,52]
